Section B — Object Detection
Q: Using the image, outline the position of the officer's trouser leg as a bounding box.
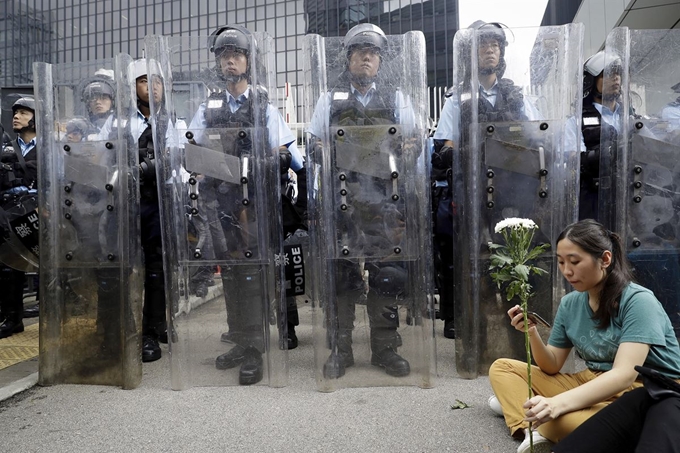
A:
[95,267,121,362]
[366,264,410,377]
[221,264,264,351]
[323,260,362,379]
[142,265,165,338]
[0,266,25,339]
[141,198,166,339]
[217,264,265,385]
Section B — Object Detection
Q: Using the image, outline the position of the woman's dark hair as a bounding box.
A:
[556,219,634,328]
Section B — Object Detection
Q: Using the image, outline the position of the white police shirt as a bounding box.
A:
[187,86,303,172]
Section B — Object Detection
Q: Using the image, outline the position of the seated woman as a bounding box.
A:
[552,383,680,453]
[489,219,680,453]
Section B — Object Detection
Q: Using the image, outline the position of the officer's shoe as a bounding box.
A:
[215,344,247,370]
[287,325,298,350]
[371,347,410,377]
[0,318,24,339]
[443,319,456,339]
[193,281,209,298]
[322,349,355,379]
[156,325,176,344]
[238,347,263,385]
[220,331,236,344]
[142,335,161,363]
[23,302,40,318]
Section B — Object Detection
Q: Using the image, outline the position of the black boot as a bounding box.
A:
[287,323,298,350]
[238,346,263,385]
[371,347,410,377]
[323,331,354,379]
[215,344,247,370]
[142,335,161,362]
[220,331,237,344]
[0,317,24,339]
[370,328,410,377]
[23,301,40,318]
[443,318,456,339]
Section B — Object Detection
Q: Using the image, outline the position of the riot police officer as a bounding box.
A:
[580,51,623,221]
[81,75,116,132]
[187,25,304,384]
[0,96,38,338]
[64,116,95,143]
[431,91,457,340]
[127,59,169,363]
[308,23,415,379]
[431,21,542,340]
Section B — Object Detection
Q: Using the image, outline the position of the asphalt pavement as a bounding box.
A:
[0,304,520,453]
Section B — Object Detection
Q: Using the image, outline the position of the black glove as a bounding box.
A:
[279,147,292,175]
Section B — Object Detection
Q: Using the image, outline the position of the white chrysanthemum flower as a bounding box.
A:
[494,217,538,233]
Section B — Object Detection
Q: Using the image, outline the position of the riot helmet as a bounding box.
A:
[81,75,116,119]
[81,77,115,102]
[583,51,622,100]
[130,58,148,82]
[208,25,253,83]
[343,23,387,86]
[65,116,94,142]
[11,96,36,133]
[344,23,387,57]
[469,21,508,78]
[130,58,164,111]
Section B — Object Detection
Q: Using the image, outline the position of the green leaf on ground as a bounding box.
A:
[450,399,472,410]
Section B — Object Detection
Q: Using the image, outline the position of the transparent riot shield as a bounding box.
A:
[603,28,680,337]
[145,33,286,389]
[303,31,434,391]
[452,24,583,378]
[34,55,143,388]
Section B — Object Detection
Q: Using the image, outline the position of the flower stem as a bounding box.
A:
[522,294,534,453]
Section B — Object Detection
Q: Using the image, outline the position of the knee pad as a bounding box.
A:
[369,265,407,298]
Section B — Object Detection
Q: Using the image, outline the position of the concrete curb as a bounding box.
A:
[0,371,38,402]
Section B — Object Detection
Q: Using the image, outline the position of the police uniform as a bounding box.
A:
[189,87,305,346]
[0,100,38,339]
[307,24,415,379]
[580,95,620,221]
[133,108,168,360]
[432,80,543,337]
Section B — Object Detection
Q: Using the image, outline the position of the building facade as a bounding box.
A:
[1,0,459,131]
[542,0,680,57]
